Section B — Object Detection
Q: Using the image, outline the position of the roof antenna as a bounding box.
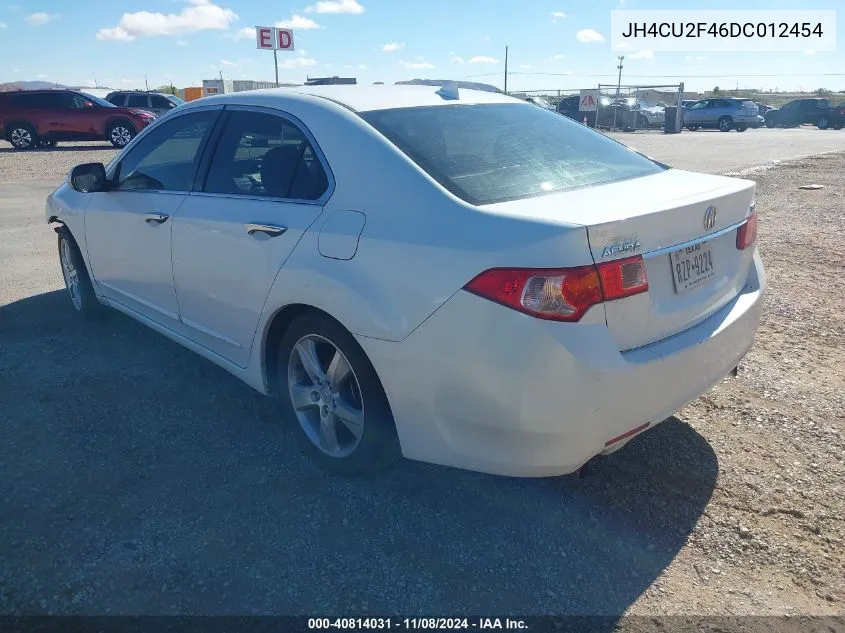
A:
[436,81,459,100]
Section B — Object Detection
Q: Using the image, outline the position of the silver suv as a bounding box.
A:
[683,98,760,132]
[105,91,184,117]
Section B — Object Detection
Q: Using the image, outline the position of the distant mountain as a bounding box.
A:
[395,79,503,94]
[0,80,67,92]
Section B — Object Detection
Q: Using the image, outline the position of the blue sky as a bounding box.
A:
[0,0,842,93]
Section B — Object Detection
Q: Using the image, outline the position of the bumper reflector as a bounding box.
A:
[604,422,650,447]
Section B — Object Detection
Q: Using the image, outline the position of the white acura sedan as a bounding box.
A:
[46,84,765,477]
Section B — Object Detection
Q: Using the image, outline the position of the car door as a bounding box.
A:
[84,107,223,326]
[171,106,332,367]
[684,100,707,125]
[58,92,105,138]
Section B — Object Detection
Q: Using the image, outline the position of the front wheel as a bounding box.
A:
[108,122,135,148]
[57,229,104,319]
[765,118,777,128]
[278,313,400,475]
[718,117,733,132]
[817,117,829,130]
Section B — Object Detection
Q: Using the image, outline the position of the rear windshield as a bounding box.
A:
[361,103,664,205]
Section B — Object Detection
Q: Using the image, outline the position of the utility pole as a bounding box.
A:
[274,49,280,87]
[612,55,624,130]
[503,45,508,95]
[145,75,149,91]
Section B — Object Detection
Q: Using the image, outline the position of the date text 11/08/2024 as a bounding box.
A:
[308,618,528,630]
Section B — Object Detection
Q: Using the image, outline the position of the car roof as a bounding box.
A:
[195,84,520,113]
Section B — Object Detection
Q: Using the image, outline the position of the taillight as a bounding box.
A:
[736,208,758,250]
[465,256,648,322]
[596,255,649,300]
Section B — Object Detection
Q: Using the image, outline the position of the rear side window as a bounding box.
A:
[116,110,219,192]
[9,92,61,108]
[107,94,125,106]
[128,94,148,108]
[150,95,172,109]
[741,100,756,108]
[362,103,664,205]
[203,110,329,200]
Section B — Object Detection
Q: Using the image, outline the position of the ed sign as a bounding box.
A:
[255,26,296,51]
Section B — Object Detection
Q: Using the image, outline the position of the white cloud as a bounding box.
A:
[176,39,189,46]
[519,64,532,69]
[36,73,49,79]
[26,12,59,26]
[0,21,7,28]
[277,57,319,69]
[551,11,566,22]
[96,0,237,42]
[221,59,237,66]
[468,56,497,64]
[120,78,135,84]
[231,26,254,40]
[804,50,816,56]
[549,54,565,60]
[628,50,654,59]
[358,64,367,69]
[304,0,364,14]
[684,55,707,61]
[400,60,434,69]
[275,15,321,29]
[382,41,404,52]
[576,29,605,43]
[451,56,464,64]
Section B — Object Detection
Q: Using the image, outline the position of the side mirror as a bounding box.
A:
[83,101,94,108]
[70,163,108,193]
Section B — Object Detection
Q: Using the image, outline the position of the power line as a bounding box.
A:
[463,71,845,79]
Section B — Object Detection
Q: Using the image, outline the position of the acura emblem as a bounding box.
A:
[703,206,717,230]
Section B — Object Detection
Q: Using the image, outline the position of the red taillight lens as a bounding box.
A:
[465,266,603,321]
[465,257,649,322]
[736,209,758,250]
[596,255,649,300]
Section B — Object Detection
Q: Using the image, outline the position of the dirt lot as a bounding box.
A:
[0,140,843,625]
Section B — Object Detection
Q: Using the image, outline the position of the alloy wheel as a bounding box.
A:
[59,238,82,311]
[287,334,365,458]
[111,126,132,146]
[10,127,33,149]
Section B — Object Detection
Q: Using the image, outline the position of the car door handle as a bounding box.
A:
[245,223,287,237]
[144,213,169,224]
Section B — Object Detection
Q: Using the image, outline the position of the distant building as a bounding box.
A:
[201,78,300,97]
[304,76,357,86]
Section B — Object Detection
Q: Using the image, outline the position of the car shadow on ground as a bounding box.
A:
[1,290,718,625]
[0,144,116,154]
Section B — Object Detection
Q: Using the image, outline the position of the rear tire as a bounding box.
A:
[718,116,733,132]
[57,229,105,320]
[276,312,400,475]
[735,125,748,132]
[108,121,135,148]
[686,125,699,131]
[765,118,777,128]
[7,123,37,150]
[817,117,829,130]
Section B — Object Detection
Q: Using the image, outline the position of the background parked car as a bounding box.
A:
[764,98,834,129]
[105,90,185,117]
[682,98,760,132]
[0,89,157,149]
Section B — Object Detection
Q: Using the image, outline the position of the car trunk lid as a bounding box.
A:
[485,168,756,350]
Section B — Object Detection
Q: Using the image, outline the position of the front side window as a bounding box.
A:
[361,103,664,205]
[116,110,219,192]
[203,110,329,200]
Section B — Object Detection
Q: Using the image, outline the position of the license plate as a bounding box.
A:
[670,241,715,294]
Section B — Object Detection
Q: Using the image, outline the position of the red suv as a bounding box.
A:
[0,89,157,150]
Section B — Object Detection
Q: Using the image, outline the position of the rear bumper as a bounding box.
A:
[359,250,766,477]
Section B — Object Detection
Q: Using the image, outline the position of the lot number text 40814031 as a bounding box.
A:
[307,618,528,630]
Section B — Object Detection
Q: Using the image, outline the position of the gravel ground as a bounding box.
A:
[0,144,843,625]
